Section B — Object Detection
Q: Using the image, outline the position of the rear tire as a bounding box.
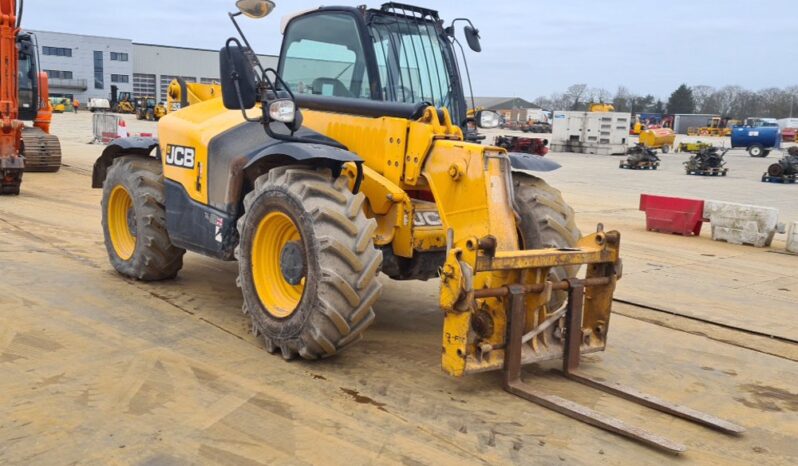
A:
[748,144,765,157]
[101,156,185,280]
[236,166,383,360]
[513,173,581,310]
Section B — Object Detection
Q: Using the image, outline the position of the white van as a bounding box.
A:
[88,98,110,112]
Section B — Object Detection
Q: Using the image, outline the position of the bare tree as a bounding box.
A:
[564,84,587,110]
[545,92,573,111]
[691,85,715,113]
[712,86,743,116]
[612,86,637,112]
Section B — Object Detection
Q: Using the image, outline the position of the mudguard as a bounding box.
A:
[508,152,561,172]
[91,136,160,188]
[244,140,362,174]
[206,123,361,212]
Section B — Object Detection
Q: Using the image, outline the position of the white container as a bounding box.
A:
[703,200,780,248]
[787,221,798,253]
[551,111,630,155]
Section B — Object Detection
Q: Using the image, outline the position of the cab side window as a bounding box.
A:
[281,13,371,99]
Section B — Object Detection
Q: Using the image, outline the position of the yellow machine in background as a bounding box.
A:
[166,78,222,113]
[92,1,743,453]
[111,90,135,114]
[630,115,645,135]
[588,102,615,112]
[135,97,168,121]
[154,102,167,120]
[49,97,67,113]
[639,127,676,152]
[688,116,731,137]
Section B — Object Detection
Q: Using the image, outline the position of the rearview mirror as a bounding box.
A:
[464,25,481,52]
[235,0,275,18]
[476,110,500,129]
[219,44,258,110]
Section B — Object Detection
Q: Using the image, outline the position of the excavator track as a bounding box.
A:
[22,126,62,173]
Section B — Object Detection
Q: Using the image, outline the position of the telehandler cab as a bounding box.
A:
[92,0,743,452]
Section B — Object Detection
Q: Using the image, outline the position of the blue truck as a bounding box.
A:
[731,118,781,157]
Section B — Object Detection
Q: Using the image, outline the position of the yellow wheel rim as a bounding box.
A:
[252,211,305,318]
[108,185,136,260]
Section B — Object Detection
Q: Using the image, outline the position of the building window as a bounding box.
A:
[200,77,219,84]
[133,73,156,99]
[110,52,129,62]
[93,51,104,90]
[111,74,129,83]
[42,46,72,57]
[44,70,74,80]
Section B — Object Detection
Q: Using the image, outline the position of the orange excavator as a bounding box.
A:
[1,0,61,195]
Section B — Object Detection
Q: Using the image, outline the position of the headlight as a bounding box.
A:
[269,99,295,123]
[477,110,501,129]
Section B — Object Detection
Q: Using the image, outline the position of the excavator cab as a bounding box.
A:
[16,33,39,121]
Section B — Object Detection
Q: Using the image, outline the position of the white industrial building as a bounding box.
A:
[30,30,134,101]
[132,43,277,102]
[30,30,277,103]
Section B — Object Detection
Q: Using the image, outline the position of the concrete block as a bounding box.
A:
[788,221,798,253]
[702,200,780,248]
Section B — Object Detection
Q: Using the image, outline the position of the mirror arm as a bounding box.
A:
[228,11,266,78]
[450,36,476,113]
[233,77,260,123]
[446,18,478,36]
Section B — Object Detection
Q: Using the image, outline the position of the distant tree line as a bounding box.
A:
[533,83,798,119]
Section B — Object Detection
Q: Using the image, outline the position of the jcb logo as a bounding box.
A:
[166,145,196,169]
[414,211,442,227]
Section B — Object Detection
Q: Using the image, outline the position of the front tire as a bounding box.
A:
[237,167,383,360]
[101,156,185,280]
[513,173,581,310]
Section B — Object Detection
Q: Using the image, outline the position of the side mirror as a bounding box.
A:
[220,44,258,110]
[464,25,482,52]
[235,0,275,18]
[476,110,500,129]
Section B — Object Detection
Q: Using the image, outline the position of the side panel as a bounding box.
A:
[300,110,410,187]
[164,180,238,260]
[157,98,257,206]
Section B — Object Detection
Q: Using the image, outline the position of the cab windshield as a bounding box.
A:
[279,10,463,122]
[369,15,456,112]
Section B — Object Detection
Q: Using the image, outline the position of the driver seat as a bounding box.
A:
[311,77,352,98]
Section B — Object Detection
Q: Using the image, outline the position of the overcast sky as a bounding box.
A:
[24,0,796,100]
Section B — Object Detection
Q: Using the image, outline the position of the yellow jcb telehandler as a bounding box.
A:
[166,77,222,113]
[135,97,167,121]
[91,0,743,453]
